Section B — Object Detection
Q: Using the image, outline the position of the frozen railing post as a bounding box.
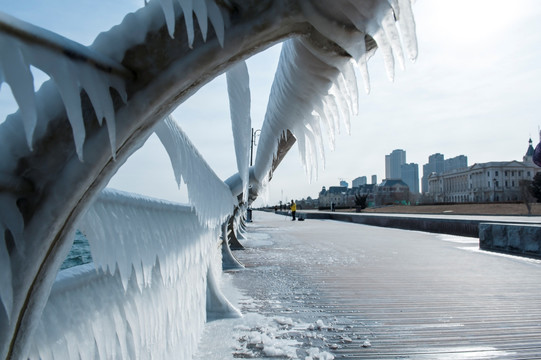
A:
[0,0,417,358]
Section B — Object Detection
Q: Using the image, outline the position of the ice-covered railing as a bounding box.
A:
[250,0,417,196]
[27,189,238,359]
[0,11,128,160]
[0,0,417,358]
[154,116,236,228]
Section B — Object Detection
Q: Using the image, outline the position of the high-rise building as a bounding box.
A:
[352,176,367,188]
[371,175,377,184]
[422,153,444,194]
[444,155,468,172]
[401,163,419,194]
[339,180,349,188]
[385,149,406,179]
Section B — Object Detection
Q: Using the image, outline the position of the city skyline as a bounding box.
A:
[300,138,535,202]
[1,1,541,207]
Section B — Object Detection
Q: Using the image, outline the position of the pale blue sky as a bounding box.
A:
[2,0,541,206]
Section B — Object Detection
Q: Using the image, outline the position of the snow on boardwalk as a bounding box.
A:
[208,210,541,359]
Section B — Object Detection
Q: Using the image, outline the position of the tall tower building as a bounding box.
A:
[445,155,468,172]
[371,175,377,184]
[385,149,406,179]
[401,163,419,194]
[422,153,444,194]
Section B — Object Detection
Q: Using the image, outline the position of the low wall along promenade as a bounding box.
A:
[480,223,541,259]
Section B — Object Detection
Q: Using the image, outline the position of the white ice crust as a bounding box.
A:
[27,189,236,359]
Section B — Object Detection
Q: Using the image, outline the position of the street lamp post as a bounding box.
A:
[250,128,261,166]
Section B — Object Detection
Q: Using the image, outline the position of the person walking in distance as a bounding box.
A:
[290,200,297,221]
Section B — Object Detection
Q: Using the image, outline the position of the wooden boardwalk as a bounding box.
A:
[232,212,541,359]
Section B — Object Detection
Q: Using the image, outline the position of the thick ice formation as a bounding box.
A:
[226,61,252,202]
[157,0,225,47]
[252,38,357,184]
[154,116,236,228]
[28,189,237,359]
[253,0,416,189]
[0,12,126,159]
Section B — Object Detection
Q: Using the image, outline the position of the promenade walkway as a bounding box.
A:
[220,211,541,359]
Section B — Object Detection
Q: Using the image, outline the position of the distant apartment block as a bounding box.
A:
[385,149,406,179]
[401,163,420,194]
[445,155,468,172]
[371,175,377,184]
[352,176,367,188]
[422,153,444,194]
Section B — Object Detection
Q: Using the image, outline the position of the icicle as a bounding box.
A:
[343,60,359,115]
[0,192,24,245]
[48,57,86,160]
[397,0,418,61]
[0,193,23,320]
[334,72,354,120]
[387,0,400,21]
[381,7,405,71]
[371,30,395,81]
[29,47,126,161]
[312,116,327,170]
[156,0,224,46]
[193,0,208,41]
[226,61,251,203]
[314,103,335,151]
[0,226,12,322]
[355,38,371,94]
[324,94,341,135]
[79,66,118,158]
[0,36,37,149]
[329,84,350,134]
[177,0,195,46]
[158,0,176,38]
[206,0,225,47]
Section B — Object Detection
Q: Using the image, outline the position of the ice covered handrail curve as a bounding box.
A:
[0,12,129,157]
[0,0,416,358]
[0,12,131,78]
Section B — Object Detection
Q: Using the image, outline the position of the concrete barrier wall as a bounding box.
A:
[302,212,481,238]
[479,223,541,259]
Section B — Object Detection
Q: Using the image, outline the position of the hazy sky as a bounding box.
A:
[2,0,541,206]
